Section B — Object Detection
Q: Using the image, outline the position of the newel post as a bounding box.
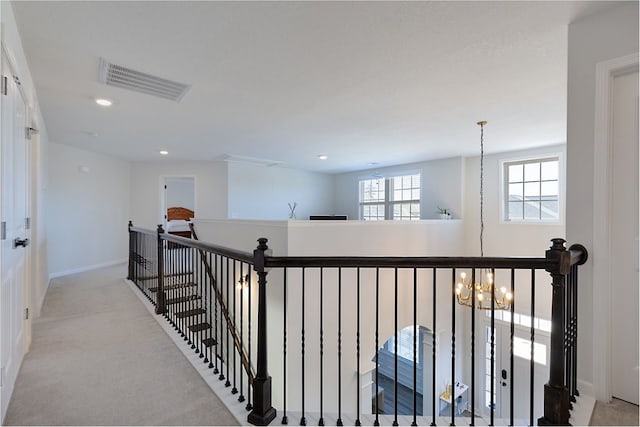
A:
[248,238,277,426]
[127,221,134,281]
[539,238,571,425]
[156,224,166,315]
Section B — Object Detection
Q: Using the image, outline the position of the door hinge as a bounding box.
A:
[1,75,7,96]
[1,222,6,240]
[25,308,29,320]
[0,367,4,387]
[25,217,31,230]
[13,75,21,86]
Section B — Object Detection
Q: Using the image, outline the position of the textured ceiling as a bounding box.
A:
[12,1,616,173]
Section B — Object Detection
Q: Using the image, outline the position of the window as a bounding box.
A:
[359,173,421,220]
[387,325,420,363]
[503,157,560,222]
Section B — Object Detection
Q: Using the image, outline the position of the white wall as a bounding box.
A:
[334,157,465,220]
[46,143,130,277]
[227,162,334,220]
[129,160,227,229]
[463,144,566,258]
[566,2,639,398]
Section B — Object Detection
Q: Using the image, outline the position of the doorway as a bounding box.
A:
[481,314,549,424]
[161,176,196,226]
[1,46,32,422]
[610,70,639,405]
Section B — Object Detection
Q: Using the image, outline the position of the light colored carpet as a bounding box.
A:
[589,397,639,426]
[4,264,239,426]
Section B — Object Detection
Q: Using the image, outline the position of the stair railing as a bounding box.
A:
[128,222,587,426]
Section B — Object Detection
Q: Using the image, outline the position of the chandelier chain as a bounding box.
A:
[479,121,485,258]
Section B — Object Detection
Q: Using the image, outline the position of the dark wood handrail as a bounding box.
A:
[265,255,554,270]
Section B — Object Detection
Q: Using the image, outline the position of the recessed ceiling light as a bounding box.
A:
[368,162,379,166]
[159,150,169,156]
[95,98,113,107]
[318,155,328,160]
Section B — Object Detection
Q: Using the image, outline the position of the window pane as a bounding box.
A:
[524,162,540,181]
[541,201,559,219]
[524,201,541,219]
[412,189,420,200]
[509,202,523,220]
[508,164,523,183]
[509,183,523,201]
[524,182,540,199]
[394,189,402,201]
[541,160,558,181]
[540,181,558,199]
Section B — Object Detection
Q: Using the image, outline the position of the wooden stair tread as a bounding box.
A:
[175,308,206,318]
[188,322,212,332]
[149,282,196,292]
[166,295,201,305]
[202,337,217,347]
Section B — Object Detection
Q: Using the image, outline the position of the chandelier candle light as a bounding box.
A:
[455,121,513,310]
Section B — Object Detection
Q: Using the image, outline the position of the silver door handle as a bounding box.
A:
[13,238,29,248]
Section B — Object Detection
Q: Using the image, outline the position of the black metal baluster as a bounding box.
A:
[374,268,380,427]
[571,266,586,402]
[431,268,436,427]
[239,262,246,403]
[300,267,306,426]
[198,248,204,357]
[225,257,231,387]
[206,252,213,368]
[337,267,343,426]
[282,267,288,424]
[232,260,238,394]
[451,268,457,427]
[529,269,535,427]
[394,268,399,427]
[356,268,361,427]
[412,268,418,427]
[565,267,570,405]
[218,255,225,381]
[319,268,325,426]
[510,269,515,427]
[471,269,476,427]
[490,268,495,427]
[215,254,221,376]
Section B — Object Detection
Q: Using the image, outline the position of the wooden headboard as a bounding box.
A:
[167,206,194,221]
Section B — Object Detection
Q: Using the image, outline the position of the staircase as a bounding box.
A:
[127,222,589,426]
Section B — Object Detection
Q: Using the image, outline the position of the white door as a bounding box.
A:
[610,70,639,405]
[482,319,549,424]
[0,48,30,422]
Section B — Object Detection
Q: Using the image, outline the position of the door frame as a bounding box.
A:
[592,52,639,402]
[159,175,197,226]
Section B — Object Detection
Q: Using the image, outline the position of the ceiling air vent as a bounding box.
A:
[98,58,190,102]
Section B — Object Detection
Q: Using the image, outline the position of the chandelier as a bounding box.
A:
[455,121,512,310]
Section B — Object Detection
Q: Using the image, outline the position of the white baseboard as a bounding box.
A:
[48,259,127,280]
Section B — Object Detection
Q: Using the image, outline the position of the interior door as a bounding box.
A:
[0,48,30,421]
[610,70,639,405]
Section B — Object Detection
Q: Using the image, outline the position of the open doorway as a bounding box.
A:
[162,176,195,238]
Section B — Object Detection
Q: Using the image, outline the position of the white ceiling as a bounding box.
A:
[11,1,616,173]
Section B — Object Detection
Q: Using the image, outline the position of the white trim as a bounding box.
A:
[498,152,565,226]
[48,259,127,280]
[592,52,639,403]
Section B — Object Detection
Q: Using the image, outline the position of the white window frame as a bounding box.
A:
[359,172,421,220]
[499,153,564,225]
